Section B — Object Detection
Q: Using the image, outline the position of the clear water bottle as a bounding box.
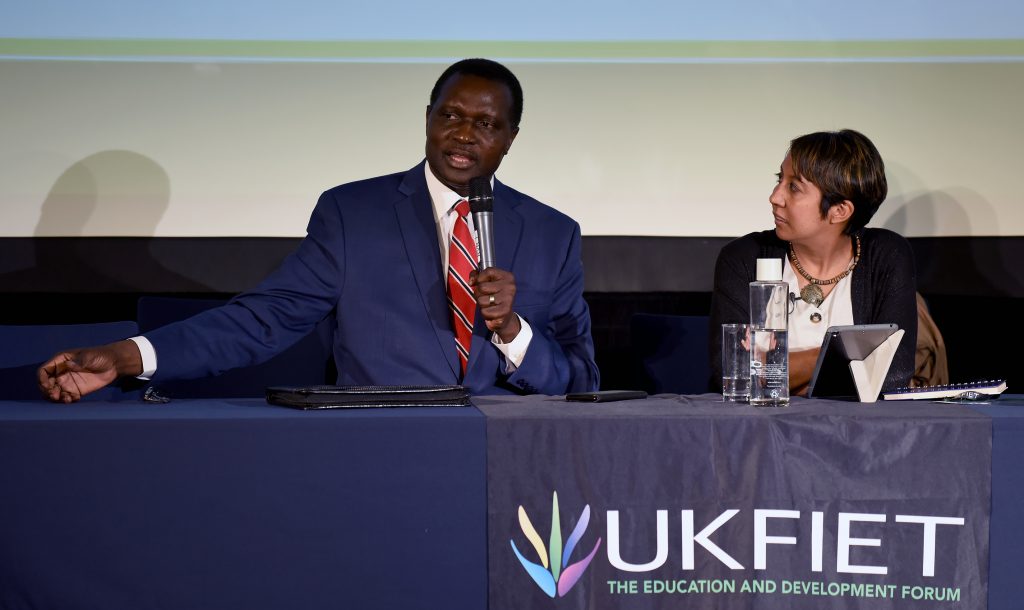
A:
[749,258,789,407]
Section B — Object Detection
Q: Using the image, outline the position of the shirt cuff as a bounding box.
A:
[490,314,532,372]
[128,336,158,380]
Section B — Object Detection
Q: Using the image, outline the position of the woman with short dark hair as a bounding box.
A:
[710,129,917,395]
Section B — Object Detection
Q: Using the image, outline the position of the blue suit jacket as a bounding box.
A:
[146,163,599,395]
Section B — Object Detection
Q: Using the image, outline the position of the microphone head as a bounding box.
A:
[468,176,494,213]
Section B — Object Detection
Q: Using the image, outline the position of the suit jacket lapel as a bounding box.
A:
[394,163,459,378]
[491,180,524,272]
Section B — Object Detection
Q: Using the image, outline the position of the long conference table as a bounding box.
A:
[0,394,1020,610]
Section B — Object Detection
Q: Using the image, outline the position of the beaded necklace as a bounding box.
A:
[787,234,861,307]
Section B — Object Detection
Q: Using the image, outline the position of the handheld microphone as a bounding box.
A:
[468,176,495,270]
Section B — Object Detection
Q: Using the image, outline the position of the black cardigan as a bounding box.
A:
[708,228,918,392]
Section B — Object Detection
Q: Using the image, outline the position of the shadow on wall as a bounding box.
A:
[878,167,1020,297]
[879,160,997,237]
[1,150,212,292]
[879,187,1000,237]
[875,175,1022,387]
[881,190,967,236]
[37,149,170,236]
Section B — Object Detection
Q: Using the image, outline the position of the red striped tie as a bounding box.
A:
[447,199,478,376]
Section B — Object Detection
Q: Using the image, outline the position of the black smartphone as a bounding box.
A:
[565,390,648,403]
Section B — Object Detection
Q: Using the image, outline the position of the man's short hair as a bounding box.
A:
[789,129,887,234]
[429,58,524,130]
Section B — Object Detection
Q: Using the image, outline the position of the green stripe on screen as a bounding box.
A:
[1,38,1023,59]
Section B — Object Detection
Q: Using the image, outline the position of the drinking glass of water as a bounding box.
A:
[722,323,751,402]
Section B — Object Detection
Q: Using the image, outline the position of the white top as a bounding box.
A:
[783,256,855,351]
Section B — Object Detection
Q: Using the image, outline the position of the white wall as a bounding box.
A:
[2,0,1022,237]
[2,58,1021,238]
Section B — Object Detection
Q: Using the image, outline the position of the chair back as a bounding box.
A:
[630,313,712,394]
[0,321,141,401]
[913,292,949,387]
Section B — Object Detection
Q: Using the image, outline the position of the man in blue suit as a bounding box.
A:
[39,59,599,401]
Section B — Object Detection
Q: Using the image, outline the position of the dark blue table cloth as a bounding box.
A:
[478,394,999,610]
[0,400,486,610]
[1,395,1020,610]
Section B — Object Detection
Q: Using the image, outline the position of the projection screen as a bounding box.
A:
[2,0,1023,238]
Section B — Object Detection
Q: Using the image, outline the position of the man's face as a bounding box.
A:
[425,73,519,196]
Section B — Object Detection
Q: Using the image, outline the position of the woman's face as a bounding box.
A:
[769,154,828,244]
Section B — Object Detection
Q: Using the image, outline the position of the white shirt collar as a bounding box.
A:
[424,163,464,219]
[423,163,496,218]
[424,162,497,275]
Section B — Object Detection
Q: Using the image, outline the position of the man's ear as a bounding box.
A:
[505,127,520,155]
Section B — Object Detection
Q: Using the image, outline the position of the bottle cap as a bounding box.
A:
[756,258,782,281]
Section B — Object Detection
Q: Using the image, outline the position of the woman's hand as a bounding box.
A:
[789,348,821,396]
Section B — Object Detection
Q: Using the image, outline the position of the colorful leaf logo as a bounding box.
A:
[510,491,602,597]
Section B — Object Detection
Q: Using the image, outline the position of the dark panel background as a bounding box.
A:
[1,236,1020,392]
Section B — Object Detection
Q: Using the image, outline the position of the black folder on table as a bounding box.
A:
[266,385,470,409]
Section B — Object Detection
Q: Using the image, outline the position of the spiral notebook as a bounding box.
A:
[882,380,1007,401]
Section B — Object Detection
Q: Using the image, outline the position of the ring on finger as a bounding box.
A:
[488,294,496,305]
